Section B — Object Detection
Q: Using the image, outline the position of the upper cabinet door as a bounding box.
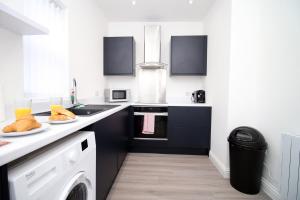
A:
[171,36,207,76]
[104,37,135,75]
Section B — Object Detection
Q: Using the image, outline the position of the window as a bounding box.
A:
[23,0,69,99]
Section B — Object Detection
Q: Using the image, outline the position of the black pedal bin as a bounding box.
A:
[228,126,267,194]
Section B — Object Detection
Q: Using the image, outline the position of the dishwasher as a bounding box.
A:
[133,106,168,140]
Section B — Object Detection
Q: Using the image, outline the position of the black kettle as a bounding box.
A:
[192,90,205,103]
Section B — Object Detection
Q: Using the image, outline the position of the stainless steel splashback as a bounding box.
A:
[138,68,166,103]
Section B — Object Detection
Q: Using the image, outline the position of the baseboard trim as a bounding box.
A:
[261,178,280,200]
[209,151,280,200]
[209,151,230,178]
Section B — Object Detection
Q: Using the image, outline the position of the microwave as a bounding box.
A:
[104,89,130,102]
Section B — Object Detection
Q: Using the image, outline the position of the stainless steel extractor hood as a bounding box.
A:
[138,25,167,69]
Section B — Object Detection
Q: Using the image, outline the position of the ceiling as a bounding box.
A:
[97,0,216,21]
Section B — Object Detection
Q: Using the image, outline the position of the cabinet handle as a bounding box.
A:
[133,137,168,141]
[133,112,168,116]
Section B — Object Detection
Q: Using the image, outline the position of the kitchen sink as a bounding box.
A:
[35,104,120,116]
[67,107,104,116]
[68,104,119,116]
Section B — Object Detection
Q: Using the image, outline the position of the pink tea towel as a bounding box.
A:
[142,113,155,134]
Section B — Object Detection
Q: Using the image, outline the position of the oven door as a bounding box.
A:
[133,107,168,139]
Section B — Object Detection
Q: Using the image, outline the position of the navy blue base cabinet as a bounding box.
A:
[129,106,211,155]
[83,108,130,200]
[0,165,9,200]
[167,106,211,154]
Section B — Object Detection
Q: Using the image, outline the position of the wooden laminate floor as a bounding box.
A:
[107,153,271,200]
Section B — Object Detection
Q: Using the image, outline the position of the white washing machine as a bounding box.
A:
[8,131,96,200]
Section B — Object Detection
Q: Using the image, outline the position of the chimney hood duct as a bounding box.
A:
[138,25,167,69]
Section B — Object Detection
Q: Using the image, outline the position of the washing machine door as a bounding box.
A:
[59,172,93,200]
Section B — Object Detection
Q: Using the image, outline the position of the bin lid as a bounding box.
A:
[227,126,267,150]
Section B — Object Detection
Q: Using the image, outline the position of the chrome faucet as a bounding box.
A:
[72,78,78,105]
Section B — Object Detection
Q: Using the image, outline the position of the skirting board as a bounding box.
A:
[209,151,280,200]
[209,151,230,178]
[261,178,280,200]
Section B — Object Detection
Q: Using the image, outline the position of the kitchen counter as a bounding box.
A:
[131,102,211,107]
[0,102,212,166]
[103,102,211,107]
[0,104,130,166]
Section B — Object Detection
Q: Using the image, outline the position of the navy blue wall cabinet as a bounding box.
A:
[167,106,211,154]
[171,36,207,76]
[103,37,135,75]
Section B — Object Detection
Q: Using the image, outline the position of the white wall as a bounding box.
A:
[0,0,25,118]
[204,1,300,198]
[203,0,231,174]
[105,22,206,103]
[65,0,107,100]
[0,28,24,110]
[227,0,300,196]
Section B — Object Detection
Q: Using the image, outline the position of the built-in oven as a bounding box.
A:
[133,106,168,140]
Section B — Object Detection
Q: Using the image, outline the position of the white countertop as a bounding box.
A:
[0,102,211,166]
[106,102,211,107]
[131,102,211,107]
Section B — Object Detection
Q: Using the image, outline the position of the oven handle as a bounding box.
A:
[133,112,168,116]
